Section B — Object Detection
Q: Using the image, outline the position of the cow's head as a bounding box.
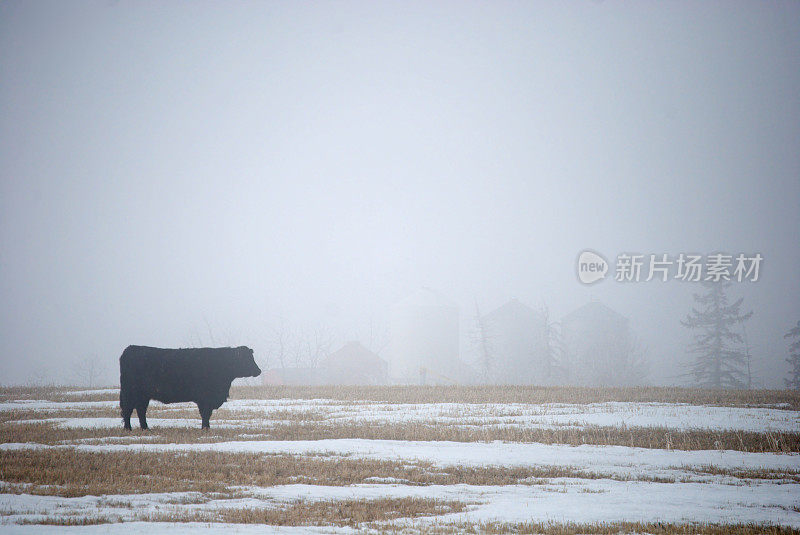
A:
[234,346,261,378]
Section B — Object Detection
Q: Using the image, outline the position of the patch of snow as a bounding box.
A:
[0,522,352,534]
[220,399,800,433]
[3,439,795,480]
[7,397,795,434]
[242,481,800,527]
[7,418,250,430]
[1,481,797,530]
[61,389,119,397]
[0,400,118,412]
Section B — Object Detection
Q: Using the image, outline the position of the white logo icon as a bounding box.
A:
[577,250,608,284]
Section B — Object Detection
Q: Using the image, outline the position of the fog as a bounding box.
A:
[1,1,798,387]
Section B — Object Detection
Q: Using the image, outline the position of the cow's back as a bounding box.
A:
[120,346,231,405]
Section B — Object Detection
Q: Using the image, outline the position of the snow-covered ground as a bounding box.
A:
[60,389,119,397]
[7,417,249,429]
[4,397,798,433]
[0,523,350,535]
[1,388,799,531]
[219,398,800,433]
[2,479,798,529]
[0,400,119,412]
[3,438,797,481]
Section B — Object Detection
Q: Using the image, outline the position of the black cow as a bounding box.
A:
[119,345,261,430]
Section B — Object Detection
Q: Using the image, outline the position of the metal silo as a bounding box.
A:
[389,287,460,384]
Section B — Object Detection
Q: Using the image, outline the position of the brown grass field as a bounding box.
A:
[1,384,798,533]
[2,417,798,453]
[3,383,799,408]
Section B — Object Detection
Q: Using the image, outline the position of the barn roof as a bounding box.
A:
[561,301,628,325]
[483,298,543,323]
[322,341,387,369]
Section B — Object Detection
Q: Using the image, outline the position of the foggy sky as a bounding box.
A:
[1,1,798,387]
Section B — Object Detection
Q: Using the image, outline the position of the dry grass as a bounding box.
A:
[3,385,799,453]
[0,408,118,425]
[427,520,800,534]
[232,385,800,409]
[0,448,680,498]
[685,464,800,482]
[256,421,800,453]
[17,516,118,526]
[0,386,118,403]
[13,516,800,534]
[2,385,798,532]
[2,415,797,452]
[0,419,275,446]
[0,406,276,425]
[212,497,465,526]
[3,384,799,409]
[15,498,466,528]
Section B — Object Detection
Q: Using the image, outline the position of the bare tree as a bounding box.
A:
[72,354,105,387]
[203,315,218,346]
[264,320,337,370]
[268,321,293,369]
[185,317,241,348]
[290,327,304,368]
[301,325,336,369]
[785,320,800,390]
[26,367,51,387]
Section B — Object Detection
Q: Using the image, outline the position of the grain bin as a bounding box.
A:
[389,287,460,384]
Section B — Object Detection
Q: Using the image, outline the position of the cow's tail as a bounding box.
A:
[119,347,133,416]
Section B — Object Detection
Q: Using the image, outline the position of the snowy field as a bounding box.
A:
[3,397,797,433]
[1,386,798,534]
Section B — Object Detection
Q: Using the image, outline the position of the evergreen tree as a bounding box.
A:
[680,281,753,389]
[785,321,800,390]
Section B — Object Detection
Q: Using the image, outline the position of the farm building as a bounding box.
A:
[480,298,553,384]
[560,300,633,386]
[320,341,388,385]
[388,287,461,384]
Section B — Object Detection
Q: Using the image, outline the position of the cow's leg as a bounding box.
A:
[198,405,213,430]
[120,388,134,430]
[135,399,150,430]
[121,403,134,431]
